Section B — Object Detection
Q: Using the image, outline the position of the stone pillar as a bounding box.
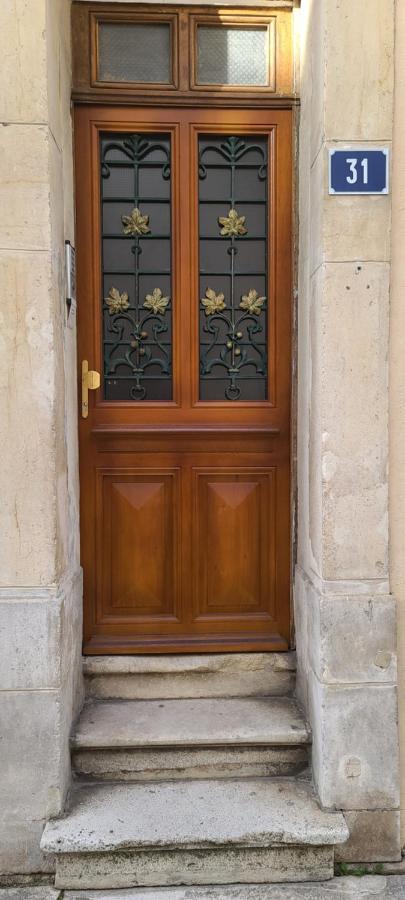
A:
[0,0,83,874]
[296,0,401,861]
[390,0,405,852]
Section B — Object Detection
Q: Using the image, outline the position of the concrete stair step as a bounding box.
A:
[72,697,310,781]
[41,779,349,890]
[83,652,296,700]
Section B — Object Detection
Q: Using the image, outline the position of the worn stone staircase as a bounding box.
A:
[41,653,348,891]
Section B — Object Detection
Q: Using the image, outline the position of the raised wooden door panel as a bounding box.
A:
[97,469,181,620]
[76,105,292,653]
[192,468,276,621]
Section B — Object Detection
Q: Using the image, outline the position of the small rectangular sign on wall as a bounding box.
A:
[329,149,389,195]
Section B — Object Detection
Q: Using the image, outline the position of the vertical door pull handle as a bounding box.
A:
[81,360,100,418]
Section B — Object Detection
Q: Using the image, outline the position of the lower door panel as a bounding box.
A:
[84,438,290,653]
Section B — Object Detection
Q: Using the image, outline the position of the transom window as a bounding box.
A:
[98,22,173,85]
[72,4,293,100]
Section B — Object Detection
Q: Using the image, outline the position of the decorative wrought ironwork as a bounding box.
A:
[199,135,267,180]
[218,208,247,237]
[105,286,130,315]
[199,134,268,401]
[101,133,172,401]
[143,287,170,315]
[201,287,226,316]
[122,207,151,236]
[239,288,266,315]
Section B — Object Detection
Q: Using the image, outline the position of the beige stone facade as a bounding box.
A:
[390,0,405,852]
[295,0,401,859]
[0,0,405,877]
[0,0,83,874]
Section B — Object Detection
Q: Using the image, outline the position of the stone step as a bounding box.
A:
[61,877,405,899]
[41,779,349,890]
[83,652,296,700]
[72,697,310,781]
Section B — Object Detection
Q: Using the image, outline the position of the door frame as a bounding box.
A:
[72,3,298,653]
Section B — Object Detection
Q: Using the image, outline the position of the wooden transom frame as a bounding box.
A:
[91,9,180,91]
[72,3,295,105]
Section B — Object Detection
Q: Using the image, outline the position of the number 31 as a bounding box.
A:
[346,158,368,185]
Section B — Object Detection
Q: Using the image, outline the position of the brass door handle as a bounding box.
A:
[81,360,100,418]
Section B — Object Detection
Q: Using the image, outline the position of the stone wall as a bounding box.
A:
[390,0,405,850]
[0,0,83,874]
[295,0,401,861]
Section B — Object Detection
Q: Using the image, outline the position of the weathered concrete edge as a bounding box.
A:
[83,653,297,676]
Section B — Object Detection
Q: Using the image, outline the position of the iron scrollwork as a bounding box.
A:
[101,133,172,401]
[199,135,268,401]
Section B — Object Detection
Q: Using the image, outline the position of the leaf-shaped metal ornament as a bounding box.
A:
[105,287,130,315]
[239,289,266,315]
[122,207,151,235]
[143,287,170,315]
[218,208,248,237]
[201,287,226,316]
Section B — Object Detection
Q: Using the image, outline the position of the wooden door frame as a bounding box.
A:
[72,3,297,653]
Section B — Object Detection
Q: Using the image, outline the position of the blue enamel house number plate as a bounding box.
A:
[329,149,389,195]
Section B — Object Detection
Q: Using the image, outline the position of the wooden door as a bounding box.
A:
[75,105,292,654]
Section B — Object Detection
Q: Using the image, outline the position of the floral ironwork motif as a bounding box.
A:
[143,287,170,315]
[101,133,172,401]
[199,134,268,401]
[239,288,266,315]
[105,286,130,315]
[201,287,226,316]
[218,208,247,237]
[122,207,150,236]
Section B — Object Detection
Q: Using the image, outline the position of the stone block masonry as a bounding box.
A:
[0,0,83,875]
[3,874,405,899]
[295,0,401,861]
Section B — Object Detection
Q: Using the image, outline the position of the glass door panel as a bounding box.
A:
[198,134,269,402]
[100,132,173,401]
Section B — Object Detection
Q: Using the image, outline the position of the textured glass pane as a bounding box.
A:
[98,23,171,84]
[197,26,268,86]
[199,134,268,402]
[101,133,172,402]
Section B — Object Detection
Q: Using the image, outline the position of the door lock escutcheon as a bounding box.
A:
[81,360,100,418]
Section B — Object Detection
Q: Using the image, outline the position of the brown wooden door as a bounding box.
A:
[75,105,292,654]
